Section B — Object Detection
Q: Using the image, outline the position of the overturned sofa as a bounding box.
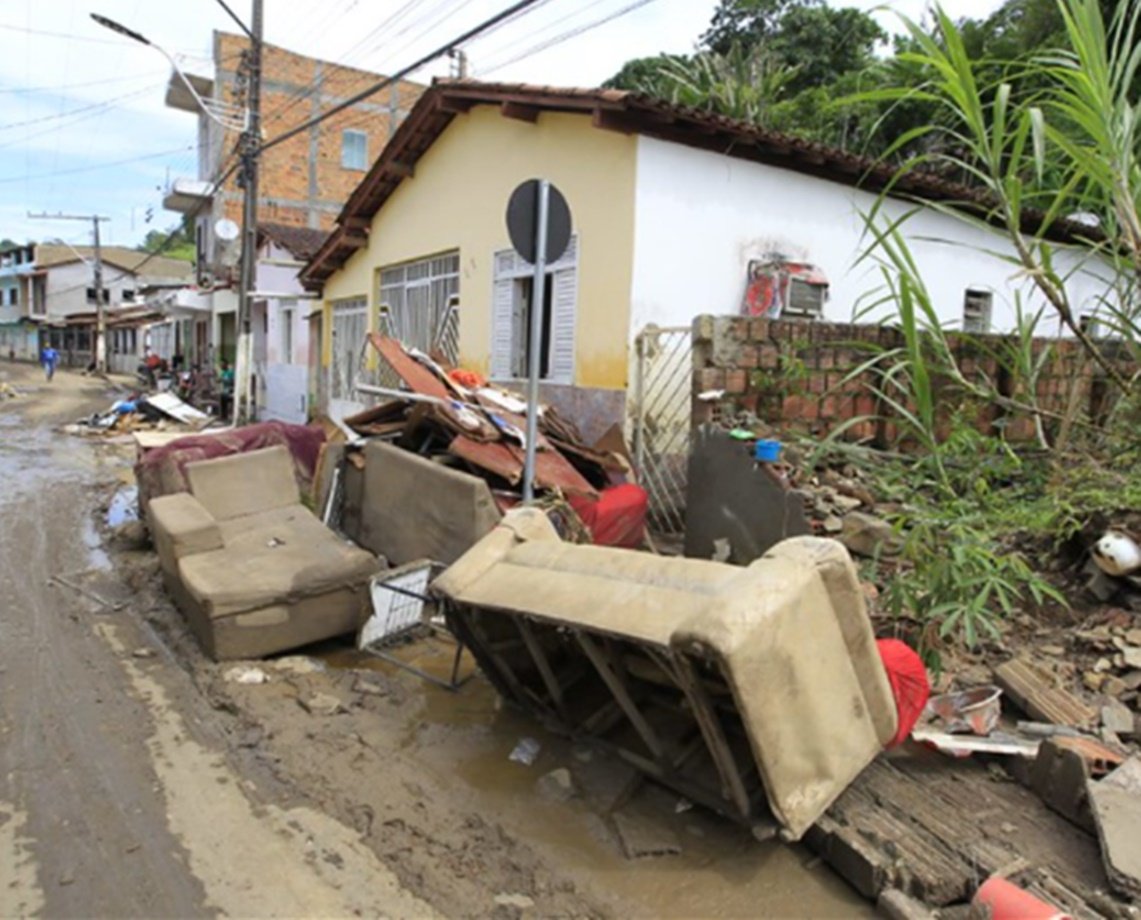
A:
[434,509,897,841]
[147,445,379,660]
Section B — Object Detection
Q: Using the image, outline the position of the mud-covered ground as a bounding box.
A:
[0,361,868,918]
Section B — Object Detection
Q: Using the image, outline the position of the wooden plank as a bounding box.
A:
[515,618,570,722]
[671,654,752,819]
[576,632,665,761]
[995,658,1097,729]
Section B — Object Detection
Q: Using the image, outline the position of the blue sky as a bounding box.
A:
[0,0,1001,252]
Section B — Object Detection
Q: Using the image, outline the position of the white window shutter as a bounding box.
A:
[490,276,514,380]
[549,266,577,384]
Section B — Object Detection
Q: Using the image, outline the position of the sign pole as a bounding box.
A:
[522,180,550,502]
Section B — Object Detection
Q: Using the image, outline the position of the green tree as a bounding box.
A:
[701,0,886,94]
[604,53,691,95]
[138,217,195,262]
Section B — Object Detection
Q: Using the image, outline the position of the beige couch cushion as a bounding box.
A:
[356,441,502,565]
[185,445,299,522]
[148,492,223,577]
[179,513,377,619]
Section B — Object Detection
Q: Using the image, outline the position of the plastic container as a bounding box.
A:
[926,685,1003,735]
[754,439,782,463]
[974,876,1072,920]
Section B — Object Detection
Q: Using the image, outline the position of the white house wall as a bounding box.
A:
[257,240,311,424]
[629,136,1112,339]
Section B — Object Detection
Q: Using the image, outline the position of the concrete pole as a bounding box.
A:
[522,180,549,503]
[92,216,106,373]
[234,0,263,425]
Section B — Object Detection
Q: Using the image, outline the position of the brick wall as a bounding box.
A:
[691,314,1134,446]
[214,33,424,231]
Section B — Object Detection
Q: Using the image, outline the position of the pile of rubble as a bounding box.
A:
[64,390,216,438]
[0,381,22,401]
[795,466,902,560]
[339,334,646,548]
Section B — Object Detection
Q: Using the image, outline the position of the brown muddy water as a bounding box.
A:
[319,639,872,918]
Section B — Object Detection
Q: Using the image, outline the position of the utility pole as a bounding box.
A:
[28,211,110,372]
[234,0,263,425]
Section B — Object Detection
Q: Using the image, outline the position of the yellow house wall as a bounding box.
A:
[320,105,638,390]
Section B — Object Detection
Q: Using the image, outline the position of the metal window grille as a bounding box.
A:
[963,289,993,333]
[786,278,826,317]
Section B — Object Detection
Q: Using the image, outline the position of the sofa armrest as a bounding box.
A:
[148,492,224,578]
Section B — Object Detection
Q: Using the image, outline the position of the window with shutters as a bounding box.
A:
[963,289,993,333]
[490,236,577,384]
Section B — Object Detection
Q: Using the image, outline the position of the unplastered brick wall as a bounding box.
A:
[691,314,1135,446]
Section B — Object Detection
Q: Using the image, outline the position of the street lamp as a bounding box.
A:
[92,7,263,425]
[90,14,247,131]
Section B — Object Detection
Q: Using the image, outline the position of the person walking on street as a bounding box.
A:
[41,344,59,382]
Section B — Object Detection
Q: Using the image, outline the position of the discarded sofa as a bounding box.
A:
[147,445,379,660]
[434,509,898,841]
[347,440,504,566]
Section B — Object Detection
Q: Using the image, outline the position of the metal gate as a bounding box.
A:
[631,325,693,536]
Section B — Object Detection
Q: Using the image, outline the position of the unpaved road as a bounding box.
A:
[0,361,868,918]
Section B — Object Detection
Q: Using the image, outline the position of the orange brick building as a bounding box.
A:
[164,31,423,282]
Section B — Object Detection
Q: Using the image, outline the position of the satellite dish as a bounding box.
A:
[214,218,240,242]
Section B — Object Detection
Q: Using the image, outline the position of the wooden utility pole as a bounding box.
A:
[28,211,110,372]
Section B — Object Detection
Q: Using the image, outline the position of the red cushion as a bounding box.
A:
[876,638,930,747]
[568,484,647,548]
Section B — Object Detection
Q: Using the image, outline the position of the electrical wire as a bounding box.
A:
[259,0,549,155]
[0,21,207,54]
[476,0,661,76]
[0,145,196,184]
[259,0,432,129]
[0,69,165,94]
[43,146,243,296]
[0,84,160,131]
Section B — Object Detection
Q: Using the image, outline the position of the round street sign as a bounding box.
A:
[506,179,572,265]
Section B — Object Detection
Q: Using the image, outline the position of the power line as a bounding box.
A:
[43,145,243,297]
[0,84,159,131]
[259,0,547,155]
[0,145,195,184]
[259,0,430,129]
[0,69,165,94]
[477,0,661,76]
[0,21,206,54]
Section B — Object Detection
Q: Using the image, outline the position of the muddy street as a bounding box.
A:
[0,362,867,918]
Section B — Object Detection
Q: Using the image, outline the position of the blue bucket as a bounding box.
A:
[754,439,782,463]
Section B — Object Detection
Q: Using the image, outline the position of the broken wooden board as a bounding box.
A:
[1088,757,1141,900]
[994,658,1098,729]
[811,753,1121,916]
[368,333,452,400]
[447,435,597,498]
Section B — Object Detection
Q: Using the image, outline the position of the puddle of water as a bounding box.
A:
[319,640,871,918]
[81,514,112,571]
[106,485,139,526]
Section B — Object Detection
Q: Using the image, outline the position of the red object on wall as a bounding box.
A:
[876,638,930,747]
[569,484,648,548]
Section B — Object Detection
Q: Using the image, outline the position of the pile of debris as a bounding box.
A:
[65,390,215,438]
[339,334,646,548]
[794,466,902,560]
[0,381,22,401]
